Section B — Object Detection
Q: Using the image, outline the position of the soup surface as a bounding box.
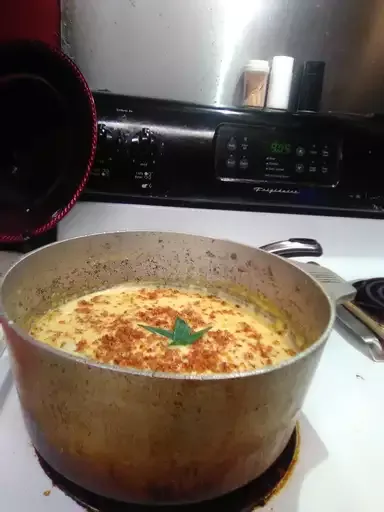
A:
[29,284,299,374]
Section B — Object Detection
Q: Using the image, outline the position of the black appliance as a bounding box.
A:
[84,92,384,218]
[0,40,97,243]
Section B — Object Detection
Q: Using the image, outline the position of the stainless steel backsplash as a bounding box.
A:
[61,0,384,113]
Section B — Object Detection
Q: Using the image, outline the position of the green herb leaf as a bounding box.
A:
[169,325,212,346]
[139,316,212,346]
[138,325,174,340]
[172,317,192,342]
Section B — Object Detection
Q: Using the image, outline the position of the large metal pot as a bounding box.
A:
[0,232,354,505]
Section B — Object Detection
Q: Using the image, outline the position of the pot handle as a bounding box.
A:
[259,238,323,258]
[260,239,356,303]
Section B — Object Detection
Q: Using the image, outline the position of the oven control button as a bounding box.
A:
[322,147,329,157]
[321,166,329,174]
[239,157,249,170]
[226,156,236,169]
[115,131,128,152]
[241,136,249,151]
[296,146,306,157]
[98,124,114,143]
[309,165,317,173]
[295,163,305,173]
[227,137,237,152]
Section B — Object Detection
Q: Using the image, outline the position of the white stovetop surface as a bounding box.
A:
[1,202,384,511]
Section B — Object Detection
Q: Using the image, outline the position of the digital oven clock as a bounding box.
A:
[270,142,292,155]
[214,123,342,187]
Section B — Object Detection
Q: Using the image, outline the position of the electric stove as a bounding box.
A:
[1,203,384,511]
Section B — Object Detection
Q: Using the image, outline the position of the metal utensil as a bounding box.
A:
[298,260,383,360]
[299,261,356,303]
[336,304,384,362]
[0,326,11,407]
[259,243,356,303]
[304,261,384,362]
[0,251,20,358]
[0,326,5,358]
[342,300,384,340]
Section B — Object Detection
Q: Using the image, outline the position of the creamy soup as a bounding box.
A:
[29,284,299,374]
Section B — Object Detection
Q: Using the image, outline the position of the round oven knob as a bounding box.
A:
[130,128,158,166]
[98,123,114,144]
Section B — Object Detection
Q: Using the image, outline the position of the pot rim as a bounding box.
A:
[0,230,336,381]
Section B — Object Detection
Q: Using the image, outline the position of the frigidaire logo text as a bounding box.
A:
[253,187,300,195]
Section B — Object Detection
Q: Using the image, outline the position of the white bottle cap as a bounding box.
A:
[266,56,294,110]
[244,60,270,74]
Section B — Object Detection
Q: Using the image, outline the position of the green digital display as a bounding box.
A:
[270,142,292,155]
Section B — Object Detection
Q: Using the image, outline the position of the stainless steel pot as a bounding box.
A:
[0,232,354,505]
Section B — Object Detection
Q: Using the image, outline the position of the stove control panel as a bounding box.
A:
[215,124,342,187]
[85,92,384,219]
[91,122,164,192]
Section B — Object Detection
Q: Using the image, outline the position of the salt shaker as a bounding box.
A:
[243,60,270,108]
[266,56,294,111]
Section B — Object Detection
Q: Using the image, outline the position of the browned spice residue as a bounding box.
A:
[30,285,299,374]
